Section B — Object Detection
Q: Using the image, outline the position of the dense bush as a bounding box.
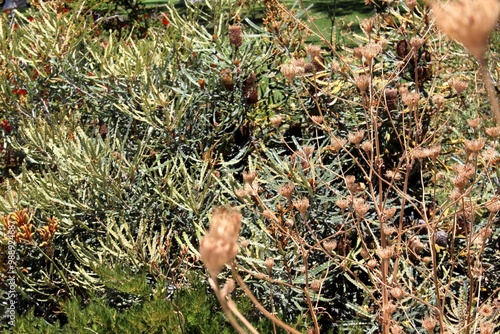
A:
[1,0,499,333]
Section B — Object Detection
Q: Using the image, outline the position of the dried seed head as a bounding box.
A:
[361,43,382,61]
[345,175,356,185]
[422,317,437,334]
[279,183,295,200]
[384,207,398,219]
[383,301,397,315]
[329,135,347,152]
[450,187,463,201]
[482,147,499,163]
[281,63,299,81]
[390,287,405,300]
[240,239,250,247]
[348,130,365,145]
[200,207,242,277]
[402,91,420,108]
[293,197,310,215]
[433,93,445,109]
[353,198,370,217]
[310,279,322,293]
[336,198,350,211]
[367,258,378,270]
[390,323,404,334]
[430,0,500,59]
[376,245,395,259]
[486,196,500,212]
[479,304,494,317]
[450,78,468,95]
[384,87,399,111]
[410,37,425,51]
[480,322,495,334]
[270,115,283,129]
[464,138,486,153]
[354,74,371,94]
[306,45,324,71]
[311,115,324,125]
[265,257,274,274]
[262,210,274,221]
[361,17,375,37]
[242,170,257,184]
[228,26,243,48]
[467,117,481,129]
[385,170,402,181]
[361,141,373,154]
[235,187,247,198]
[485,126,500,138]
[474,227,493,246]
[405,0,417,11]
[353,47,363,59]
[435,230,448,247]
[323,240,338,252]
[220,68,234,90]
[382,225,397,236]
[409,236,425,254]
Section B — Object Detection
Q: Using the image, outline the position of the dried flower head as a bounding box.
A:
[376,245,395,259]
[464,138,486,153]
[353,198,370,217]
[306,45,324,71]
[311,115,324,125]
[384,207,398,219]
[433,93,445,109]
[390,287,405,300]
[410,37,425,51]
[402,91,420,108]
[361,141,373,154]
[384,87,398,111]
[200,207,242,277]
[354,74,371,94]
[361,17,375,37]
[450,78,468,95]
[329,135,347,152]
[361,43,382,61]
[485,126,500,138]
[265,257,274,274]
[348,130,365,145]
[409,236,425,254]
[235,187,247,198]
[323,240,338,252]
[480,322,495,334]
[422,316,437,334]
[482,147,499,163]
[486,196,500,212]
[281,63,299,81]
[242,170,257,184]
[279,183,295,200]
[228,26,243,48]
[367,258,378,270]
[220,68,234,90]
[336,197,351,211]
[270,114,283,129]
[480,304,494,317]
[385,170,402,181]
[390,323,404,334]
[405,0,417,11]
[293,197,310,216]
[431,0,500,59]
[310,279,322,293]
[467,117,481,129]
